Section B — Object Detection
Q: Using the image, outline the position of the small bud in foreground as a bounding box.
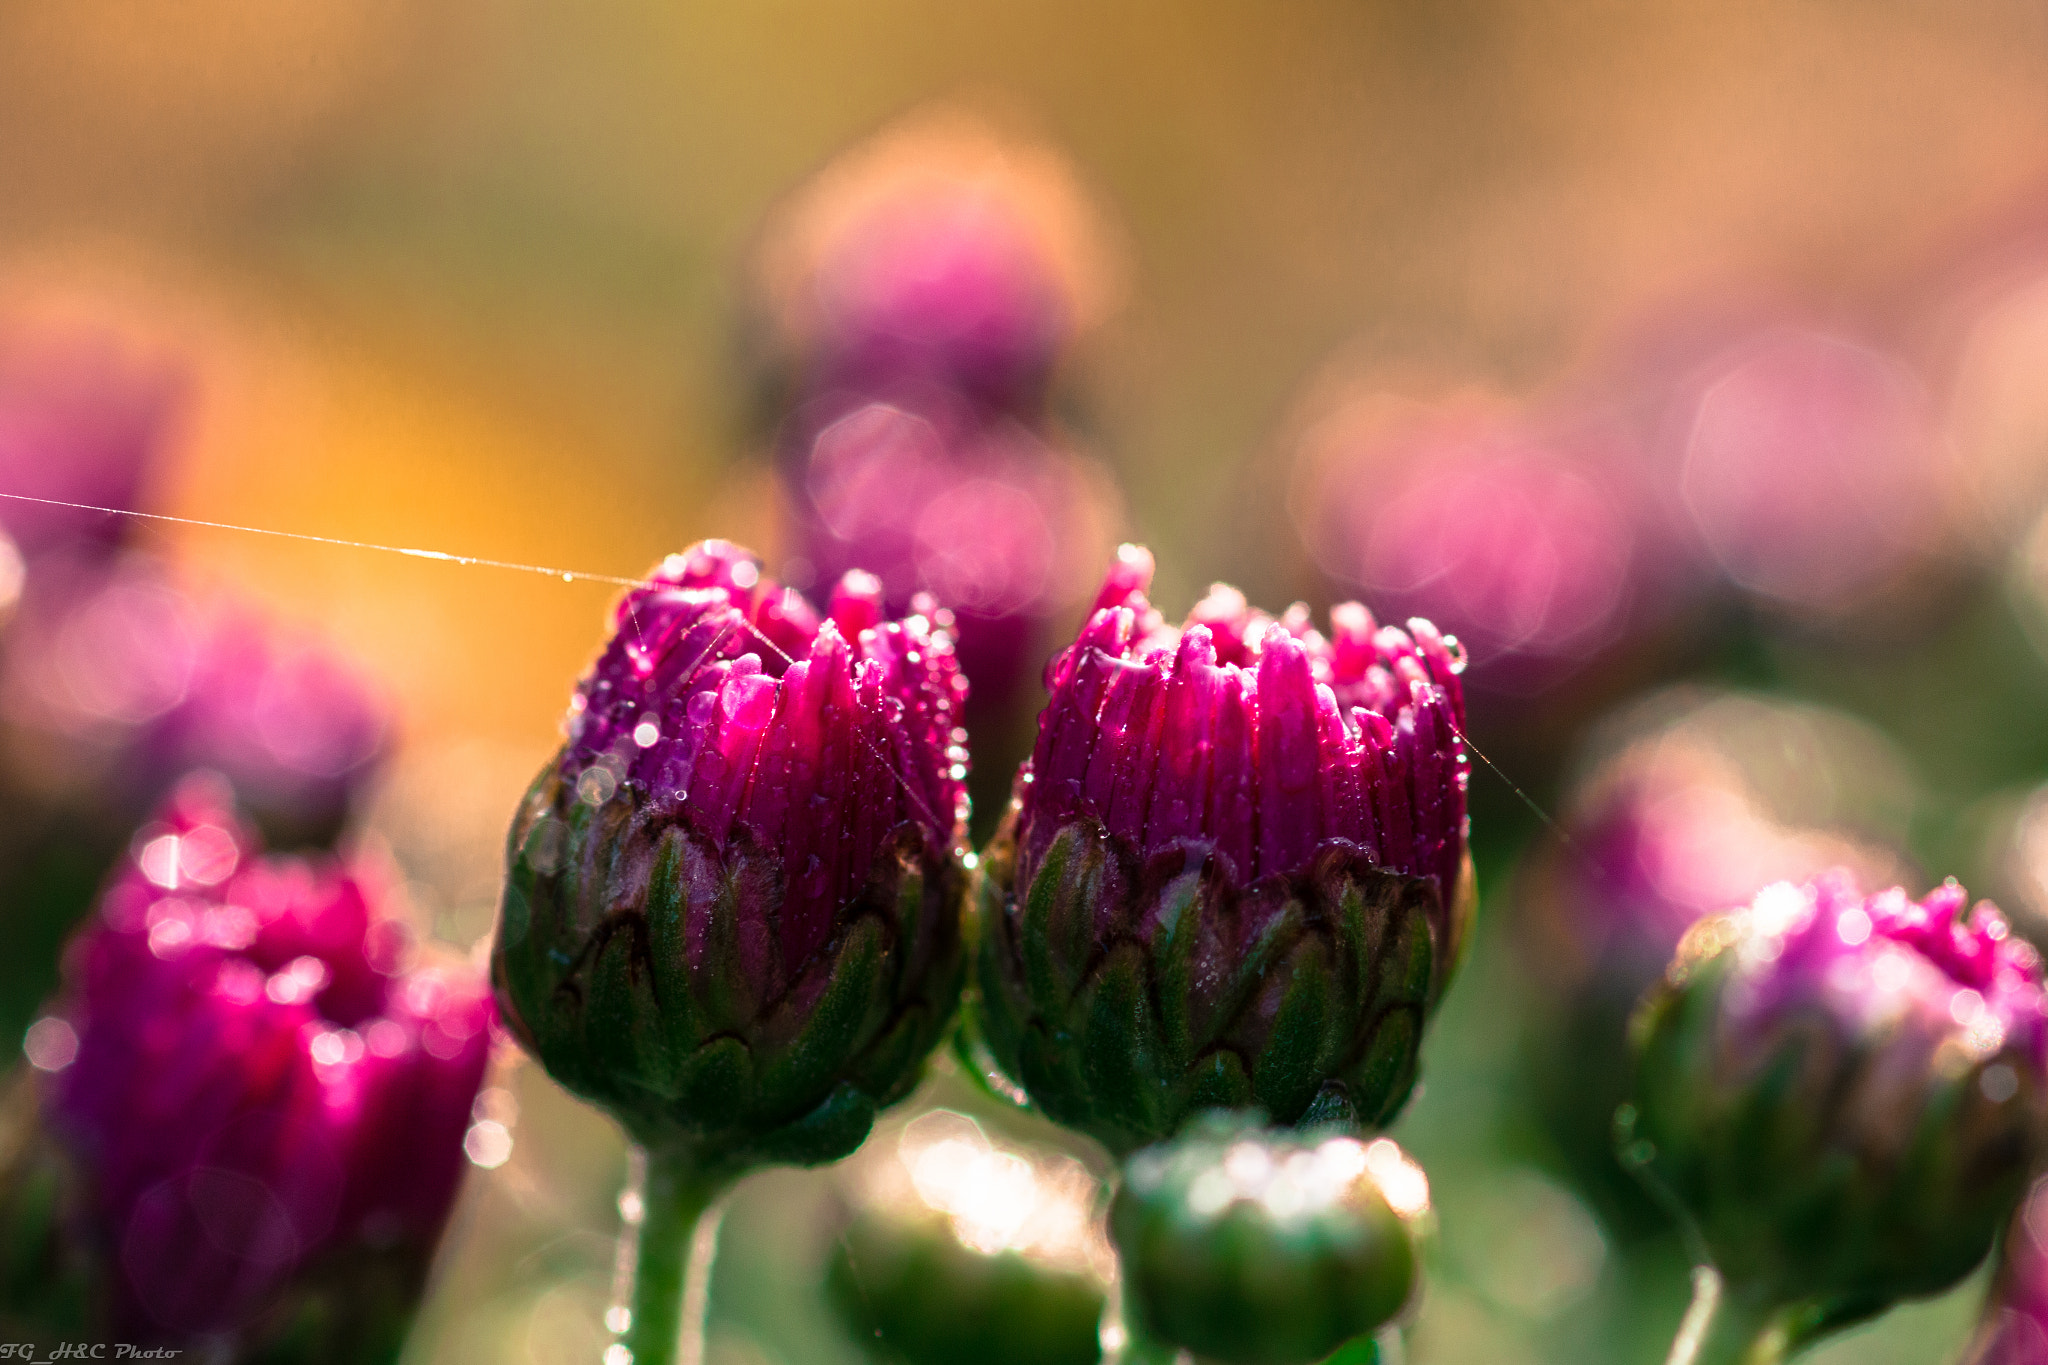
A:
[974,547,1473,1154]
[494,541,969,1173]
[1111,1114,1426,1365]
[22,780,491,1353]
[826,1110,1109,1365]
[1625,872,2048,1347]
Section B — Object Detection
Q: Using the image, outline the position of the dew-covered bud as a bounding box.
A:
[826,1110,1110,1365]
[1623,872,2048,1345]
[11,779,492,1355]
[1110,1114,1427,1365]
[493,541,969,1173]
[973,546,1474,1155]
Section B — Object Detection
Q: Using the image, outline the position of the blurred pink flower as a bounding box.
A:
[0,314,182,562]
[1670,327,1944,611]
[46,778,491,1344]
[784,400,1115,711]
[2,554,391,845]
[1294,389,1650,691]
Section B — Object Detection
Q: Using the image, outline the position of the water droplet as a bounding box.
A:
[577,766,618,806]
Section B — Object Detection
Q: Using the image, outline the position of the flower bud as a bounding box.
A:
[1624,872,2048,1335]
[973,547,1474,1155]
[15,779,492,1352]
[0,312,181,563]
[493,541,969,1172]
[826,1110,1110,1365]
[747,108,1116,418]
[1110,1114,1427,1365]
[0,558,392,1051]
[1514,692,1912,1240]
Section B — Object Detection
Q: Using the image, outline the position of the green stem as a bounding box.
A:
[1665,1267,1785,1365]
[616,1145,728,1365]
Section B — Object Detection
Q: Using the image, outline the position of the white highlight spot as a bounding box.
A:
[632,719,660,748]
[577,766,618,806]
[1363,1138,1432,1219]
[1835,907,1872,947]
[23,1017,77,1072]
[266,955,330,1006]
[309,1028,363,1067]
[464,1119,513,1168]
[139,835,183,889]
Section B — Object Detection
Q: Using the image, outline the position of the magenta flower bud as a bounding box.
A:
[973,546,1475,1154]
[493,541,969,1174]
[1517,697,1913,1242]
[1624,873,2048,1355]
[29,778,491,1353]
[748,110,1115,416]
[0,556,392,1062]
[0,313,181,562]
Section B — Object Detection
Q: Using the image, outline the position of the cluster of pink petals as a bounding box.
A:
[1020,545,1468,899]
[1720,870,2048,1071]
[47,780,492,1339]
[562,541,968,973]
